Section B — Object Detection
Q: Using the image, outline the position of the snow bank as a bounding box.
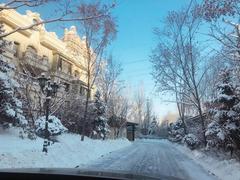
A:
[173,142,240,180]
[0,127,131,168]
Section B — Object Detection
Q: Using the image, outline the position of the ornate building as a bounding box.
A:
[0,9,90,97]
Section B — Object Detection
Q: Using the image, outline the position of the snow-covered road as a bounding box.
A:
[84,139,217,180]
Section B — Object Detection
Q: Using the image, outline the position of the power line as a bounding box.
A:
[121,59,149,66]
[121,72,152,78]
[123,67,152,73]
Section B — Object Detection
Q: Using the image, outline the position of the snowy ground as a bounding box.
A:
[0,127,131,168]
[174,142,240,180]
[1,128,239,180]
[81,139,217,180]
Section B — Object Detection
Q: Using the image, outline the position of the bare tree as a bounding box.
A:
[108,91,129,138]
[200,0,240,90]
[109,89,129,119]
[150,3,209,145]
[76,2,117,141]
[143,98,153,131]
[0,0,115,38]
[151,43,188,133]
[200,0,240,65]
[134,85,146,127]
[201,0,240,22]
[96,55,125,132]
[96,55,122,105]
[1,0,56,10]
[58,92,93,135]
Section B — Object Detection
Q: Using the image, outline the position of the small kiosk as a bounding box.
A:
[126,122,138,141]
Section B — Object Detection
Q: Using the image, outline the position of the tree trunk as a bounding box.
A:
[42,96,50,153]
[177,103,187,134]
[81,40,91,141]
[193,77,207,146]
[176,92,187,134]
[81,89,90,141]
[197,101,207,146]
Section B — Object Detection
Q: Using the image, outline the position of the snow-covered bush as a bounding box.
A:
[205,121,225,148]
[206,68,240,153]
[0,24,27,127]
[183,134,200,150]
[168,119,186,142]
[35,115,67,137]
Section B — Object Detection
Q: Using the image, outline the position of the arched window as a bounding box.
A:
[58,57,63,71]
[74,70,80,78]
[33,19,38,24]
[32,19,40,30]
[42,55,48,65]
[64,83,70,92]
[13,41,20,57]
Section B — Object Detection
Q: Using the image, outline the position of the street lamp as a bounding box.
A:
[38,73,47,92]
[37,73,59,153]
[51,81,59,96]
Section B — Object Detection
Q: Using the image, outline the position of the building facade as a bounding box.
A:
[0,9,91,98]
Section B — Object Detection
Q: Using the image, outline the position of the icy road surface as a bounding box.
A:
[84,139,217,180]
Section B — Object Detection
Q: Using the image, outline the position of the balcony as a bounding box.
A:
[52,70,74,82]
[23,51,49,72]
[1,41,15,59]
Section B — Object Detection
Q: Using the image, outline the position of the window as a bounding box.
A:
[74,70,80,78]
[33,19,38,24]
[68,64,72,75]
[13,42,20,57]
[80,87,89,97]
[42,55,48,65]
[32,19,40,30]
[58,57,62,71]
[64,83,70,92]
[62,59,72,75]
[80,86,84,95]
[80,86,88,96]
[58,57,72,75]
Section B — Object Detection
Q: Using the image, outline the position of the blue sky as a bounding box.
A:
[17,0,194,120]
[107,0,192,119]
